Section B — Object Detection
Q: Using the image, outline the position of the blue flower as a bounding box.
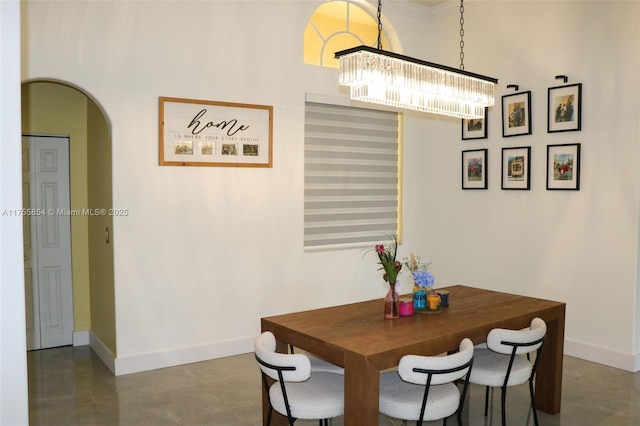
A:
[413,270,434,288]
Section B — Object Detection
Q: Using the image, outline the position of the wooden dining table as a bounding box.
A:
[260,285,566,426]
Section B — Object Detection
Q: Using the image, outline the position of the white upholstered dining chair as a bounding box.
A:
[255,331,344,426]
[379,337,474,426]
[467,317,547,426]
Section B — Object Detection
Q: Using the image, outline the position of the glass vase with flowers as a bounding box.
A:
[403,253,438,312]
[374,236,402,319]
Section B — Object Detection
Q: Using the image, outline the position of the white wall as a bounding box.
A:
[19,0,639,375]
[416,0,640,370]
[1,1,29,423]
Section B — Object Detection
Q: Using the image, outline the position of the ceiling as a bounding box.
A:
[395,0,470,20]
[406,0,449,6]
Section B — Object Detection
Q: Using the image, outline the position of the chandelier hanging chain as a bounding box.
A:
[377,0,383,50]
[459,0,465,70]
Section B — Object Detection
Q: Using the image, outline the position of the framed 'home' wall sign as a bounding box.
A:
[159,97,273,167]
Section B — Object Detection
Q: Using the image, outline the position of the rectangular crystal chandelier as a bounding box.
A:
[335,46,498,119]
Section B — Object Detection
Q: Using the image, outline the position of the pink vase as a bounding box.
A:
[384,282,399,319]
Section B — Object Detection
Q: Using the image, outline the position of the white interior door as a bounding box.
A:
[22,135,74,350]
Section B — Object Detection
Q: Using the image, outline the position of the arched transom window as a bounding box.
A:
[304,0,392,68]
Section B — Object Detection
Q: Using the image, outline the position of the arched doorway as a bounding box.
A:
[21,80,116,357]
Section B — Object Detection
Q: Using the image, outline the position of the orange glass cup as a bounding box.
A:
[427,293,441,310]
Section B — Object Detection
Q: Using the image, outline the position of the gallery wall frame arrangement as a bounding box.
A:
[546,143,581,190]
[548,79,582,133]
[462,149,488,189]
[502,87,532,138]
[501,146,531,190]
[461,107,488,140]
[159,96,273,167]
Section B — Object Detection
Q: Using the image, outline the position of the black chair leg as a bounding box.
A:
[266,406,273,426]
[500,386,507,426]
[529,380,539,426]
[484,386,490,416]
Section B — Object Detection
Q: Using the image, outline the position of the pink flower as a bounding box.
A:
[373,236,402,284]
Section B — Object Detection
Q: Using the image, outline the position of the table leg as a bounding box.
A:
[535,313,565,414]
[344,352,380,426]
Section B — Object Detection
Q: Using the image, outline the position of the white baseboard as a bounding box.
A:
[113,336,255,376]
[564,339,639,372]
[89,331,116,375]
[84,333,640,376]
[73,330,90,347]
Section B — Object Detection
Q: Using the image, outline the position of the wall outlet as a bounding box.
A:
[257,299,265,314]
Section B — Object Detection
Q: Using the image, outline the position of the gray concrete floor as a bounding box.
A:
[28,346,639,425]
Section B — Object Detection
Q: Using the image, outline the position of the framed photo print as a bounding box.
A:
[502,91,532,137]
[546,143,581,190]
[548,83,582,133]
[461,108,488,140]
[501,146,531,190]
[462,149,488,189]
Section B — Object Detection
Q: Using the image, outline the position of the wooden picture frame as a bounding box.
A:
[501,146,531,190]
[462,149,488,189]
[159,97,273,167]
[548,83,582,133]
[546,143,581,190]
[502,91,532,137]
[461,107,488,140]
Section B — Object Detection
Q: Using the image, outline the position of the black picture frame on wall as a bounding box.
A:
[501,146,531,190]
[502,91,532,137]
[548,83,582,133]
[461,107,488,140]
[462,149,488,190]
[546,143,581,190]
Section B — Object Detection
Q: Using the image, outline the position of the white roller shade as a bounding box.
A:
[304,101,400,250]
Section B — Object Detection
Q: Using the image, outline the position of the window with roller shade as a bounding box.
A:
[304,101,401,250]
